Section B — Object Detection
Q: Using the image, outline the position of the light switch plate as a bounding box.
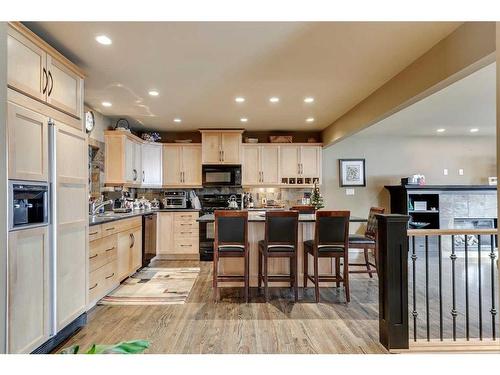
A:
[346,188,355,196]
[443,169,448,176]
[459,169,464,176]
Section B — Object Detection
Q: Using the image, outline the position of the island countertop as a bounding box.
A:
[90,208,200,226]
[197,212,367,223]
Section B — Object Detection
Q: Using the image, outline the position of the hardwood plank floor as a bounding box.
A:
[56,256,387,354]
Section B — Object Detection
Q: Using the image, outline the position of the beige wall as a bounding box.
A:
[322,135,496,230]
[0,22,7,354]
[322,22,496,147]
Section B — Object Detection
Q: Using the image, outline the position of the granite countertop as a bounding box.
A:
[89,208,200,226]
[197,212,367,223]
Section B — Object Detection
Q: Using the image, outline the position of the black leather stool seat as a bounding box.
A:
[258,240,295,252]
[348,234,375,245]
[218,245,245,252]
[304,240,344,253]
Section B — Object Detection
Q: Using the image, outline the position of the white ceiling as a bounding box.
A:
[359,62,496,137]
[25,22,460,132]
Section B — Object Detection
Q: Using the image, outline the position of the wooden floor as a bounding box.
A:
[56,256,387,354]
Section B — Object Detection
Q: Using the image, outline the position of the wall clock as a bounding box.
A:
[85,110,95,133]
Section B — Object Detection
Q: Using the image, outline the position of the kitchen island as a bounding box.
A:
[198,211,367,287]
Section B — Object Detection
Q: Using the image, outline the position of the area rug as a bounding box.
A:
[99,267,200,306]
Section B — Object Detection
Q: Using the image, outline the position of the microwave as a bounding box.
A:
[9,181,49,231]
[202,165,242,187]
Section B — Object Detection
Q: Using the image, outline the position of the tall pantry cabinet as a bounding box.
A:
[6,22,88,353]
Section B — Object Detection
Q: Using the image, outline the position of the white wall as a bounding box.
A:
[322,135,496,229]
[0,22,8,354]
[85,105,112,143]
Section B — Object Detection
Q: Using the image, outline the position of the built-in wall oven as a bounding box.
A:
[9,181,49,231]
[202,165,241,187]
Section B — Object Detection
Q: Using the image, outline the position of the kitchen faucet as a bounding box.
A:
[90,199,114,215]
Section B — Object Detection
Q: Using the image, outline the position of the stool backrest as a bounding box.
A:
[365,207,385,240]
[214,210,248,246]
[315,211,350,247]
[265,210,299,246]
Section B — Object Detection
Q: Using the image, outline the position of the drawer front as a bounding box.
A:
[89,261,117,303]
[89,235,117,272]
[101,216,142,235]
[89,225,102,241]
[174,212,199,222]
[175,227,199,238]
[174,238,199,253]
[174,220,199,231]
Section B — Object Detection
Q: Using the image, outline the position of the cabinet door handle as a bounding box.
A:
[180,223,192,226]
[133,169,137,181]
[42,68,48,94]
[48,71,53,96]
[105,227,115,231]
[142,170,145,182]
[222,150,224,161]
[89,283,98,290]
[90,231,99,236]
[130,233,135,248]
[89,254,98,259]
[105,272,115,280]
[180,244,192,247]
[105,246,115,252]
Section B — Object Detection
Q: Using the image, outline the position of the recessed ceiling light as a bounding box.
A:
[306,117,315,123]
[269,97,280,103]
[470,128,479,133]
[235,97,245,103]
[240,118,248,123]
[304,97,314,103]
[96,35,112,45]
[436,128,446,133]
[173,118,182,123]
[148,90,159,96]
[101,101,112,107]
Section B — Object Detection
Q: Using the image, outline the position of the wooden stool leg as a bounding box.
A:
[245,250,249,303]
[335,257,340,287]
[264,253,269,302]
[213,253,219,302]
[343,255,350,303]
[289,257,294,288]
[364,248,373,278]
[294,252,298,302]
[303,250,308,288]
[258,250,262,290]
[314,252,320,303]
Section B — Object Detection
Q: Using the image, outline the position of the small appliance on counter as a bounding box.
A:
[162,190,188,209]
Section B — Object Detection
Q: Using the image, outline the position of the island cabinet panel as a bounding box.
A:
[7,101,49,182]
[201,130,242,164]
[141,143,163,187]
[8,226,50,354]
[156,212,199,259]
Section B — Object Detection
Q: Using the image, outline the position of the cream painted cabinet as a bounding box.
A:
[157,212,199,259]
[7,23,84,120]
[116,221,143,282]
[242,145,280,186]
[201,130,242,164]
[105,131,143,187]
[124,138,142,185]
[7,101,49,182]
[8,226,49,354]
[280,145,322,184]
[163,144,202,187]
[141,143,162,187]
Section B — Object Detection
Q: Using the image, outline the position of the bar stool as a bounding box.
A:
[258,211,299,302]
[304,211,350,303]
[348,207,385,277]
[213,210,249,302]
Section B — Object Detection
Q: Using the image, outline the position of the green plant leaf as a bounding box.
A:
[60,345,80,354]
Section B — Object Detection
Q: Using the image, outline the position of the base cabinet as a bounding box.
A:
[7,227,50,354]
[157,212,199,259]
[88,217,142,307]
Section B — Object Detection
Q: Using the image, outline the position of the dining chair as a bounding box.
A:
[348,207,385,277]
[258,210,299,302]
[213,210,249,302]
[304,210,351,303]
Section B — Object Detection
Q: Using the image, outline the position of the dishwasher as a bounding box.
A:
[142,213,157,268]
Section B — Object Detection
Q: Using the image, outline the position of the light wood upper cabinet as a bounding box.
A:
[299,146,321,179]
[141,143,163,187]
[105,131,143,187]
[7,23,84,121]
[242,145,280,186]
[163,144,202,187]
[279,145,322,183]
[7,101,49,182]
[8,226,49,354]
[280,146,300,178]
[7,27,46,102]
[201,130,242,164]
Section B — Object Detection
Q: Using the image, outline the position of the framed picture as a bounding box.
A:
[339,159,366,187]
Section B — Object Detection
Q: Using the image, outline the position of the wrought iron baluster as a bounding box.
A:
[490,234,497,340]
[450,235,457,341]
[425,235,430,341]
[478,235,482,340]
[465,234,469,341]
[438,235,443,341]
[411,236,418,341]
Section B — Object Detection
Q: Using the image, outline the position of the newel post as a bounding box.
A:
[376,214,410,350]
